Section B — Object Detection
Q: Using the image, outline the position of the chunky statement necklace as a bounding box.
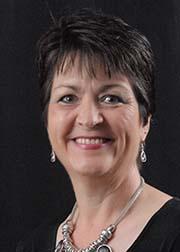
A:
[55,177,145,252]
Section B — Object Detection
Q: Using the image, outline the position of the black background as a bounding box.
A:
[0,0,180,251]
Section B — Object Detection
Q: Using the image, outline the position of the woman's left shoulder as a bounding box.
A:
[164,197,180,216]
[159,197,180,227]
[129,197,180,252]
[162,198,180,251]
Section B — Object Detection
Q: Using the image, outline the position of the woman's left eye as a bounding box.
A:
[99,95,124,104]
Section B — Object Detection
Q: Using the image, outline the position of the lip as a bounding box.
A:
[70,135,114,140]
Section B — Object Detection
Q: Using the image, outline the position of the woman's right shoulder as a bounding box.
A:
[16,217,62,252]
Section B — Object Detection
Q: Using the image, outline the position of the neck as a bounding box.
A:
[70,167,141,227]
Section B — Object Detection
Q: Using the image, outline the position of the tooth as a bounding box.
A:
[76,138,80,144]
[75,138,107,144]
[95,139,99,144]
[85,139,90,144]
[89,139,95,144]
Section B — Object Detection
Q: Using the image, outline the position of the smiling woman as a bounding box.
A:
[48,69,146,179]
[16,8,180,252]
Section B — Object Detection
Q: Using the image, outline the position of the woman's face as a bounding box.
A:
[47,63,150,179]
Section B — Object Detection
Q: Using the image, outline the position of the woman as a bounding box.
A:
[17,9,180,252]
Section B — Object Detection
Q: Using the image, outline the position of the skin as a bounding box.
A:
[47,61,172,251]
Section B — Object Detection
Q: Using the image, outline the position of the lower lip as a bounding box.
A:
[72,140,113,150]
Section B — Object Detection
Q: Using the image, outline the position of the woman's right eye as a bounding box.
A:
[58,95,78,104]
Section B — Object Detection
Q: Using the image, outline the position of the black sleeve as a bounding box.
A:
[170,231,180,252]
[16,242,23,252]
[15,219,60,252]
[16,240,34,252]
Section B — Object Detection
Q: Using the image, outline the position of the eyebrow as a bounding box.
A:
[53,83,129,92]
[98,83,128,92]
[53,84,80,91]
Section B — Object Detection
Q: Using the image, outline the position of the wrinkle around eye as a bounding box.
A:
[58,94,78,104]
[99,94,126,105]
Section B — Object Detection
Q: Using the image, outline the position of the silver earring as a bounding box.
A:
[50,150,56,163]
[140,143,147,163]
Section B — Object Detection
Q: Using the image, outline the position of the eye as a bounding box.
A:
[99,95,124,104]
[58,95,78,104]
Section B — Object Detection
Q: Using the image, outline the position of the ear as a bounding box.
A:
[140,115,151,142]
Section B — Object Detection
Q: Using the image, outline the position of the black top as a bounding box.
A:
[16,198,180,252]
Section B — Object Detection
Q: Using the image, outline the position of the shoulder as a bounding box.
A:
[142,187,180,235]
[162,198,180,251]
[16,218,61,252]
[130,198,180,252]
[159,197,180,221]
[148,197,180,234]
[169,229,180,251]
[155,197,180,250]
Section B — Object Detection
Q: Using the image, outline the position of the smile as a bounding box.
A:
[74,137,110,145]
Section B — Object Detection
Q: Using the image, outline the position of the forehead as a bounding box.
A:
[53,56,133,92]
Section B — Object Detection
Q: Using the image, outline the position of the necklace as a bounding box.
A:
[55,177,145,252]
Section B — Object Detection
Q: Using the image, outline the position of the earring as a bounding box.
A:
[140,143,147,163]
[50,149,56,163]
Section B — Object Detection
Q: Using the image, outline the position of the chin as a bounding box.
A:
[67,159,113,177]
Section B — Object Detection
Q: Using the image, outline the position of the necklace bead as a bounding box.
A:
[97,244,113,252]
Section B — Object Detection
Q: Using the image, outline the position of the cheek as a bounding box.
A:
[47,104,75,144]
[112,107,140,132]
[47,105,66,142]
[111,107,142,154]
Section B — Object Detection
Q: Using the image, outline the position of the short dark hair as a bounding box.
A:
[37,9,155,126]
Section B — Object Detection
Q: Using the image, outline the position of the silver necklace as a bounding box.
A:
[55,177,145,252]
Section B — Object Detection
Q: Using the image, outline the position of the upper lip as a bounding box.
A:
[70,136,114,140]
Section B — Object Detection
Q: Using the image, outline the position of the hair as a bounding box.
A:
[37,8,155,127]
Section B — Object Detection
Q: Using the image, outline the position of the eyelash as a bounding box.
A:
[58,94,125,105]
[58,95,78,104]
[99,95,125,104]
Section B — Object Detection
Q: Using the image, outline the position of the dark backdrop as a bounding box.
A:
[0,0,180,251]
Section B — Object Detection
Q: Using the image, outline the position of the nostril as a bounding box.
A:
[76,113,104,128]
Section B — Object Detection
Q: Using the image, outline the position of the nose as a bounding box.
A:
[76,96,104,128]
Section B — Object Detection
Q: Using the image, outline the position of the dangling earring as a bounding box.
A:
[50,149,56,163]
[140,143,147,163]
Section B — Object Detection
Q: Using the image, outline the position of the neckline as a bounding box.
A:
[126,197,175,251]
[53,198,176,251]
